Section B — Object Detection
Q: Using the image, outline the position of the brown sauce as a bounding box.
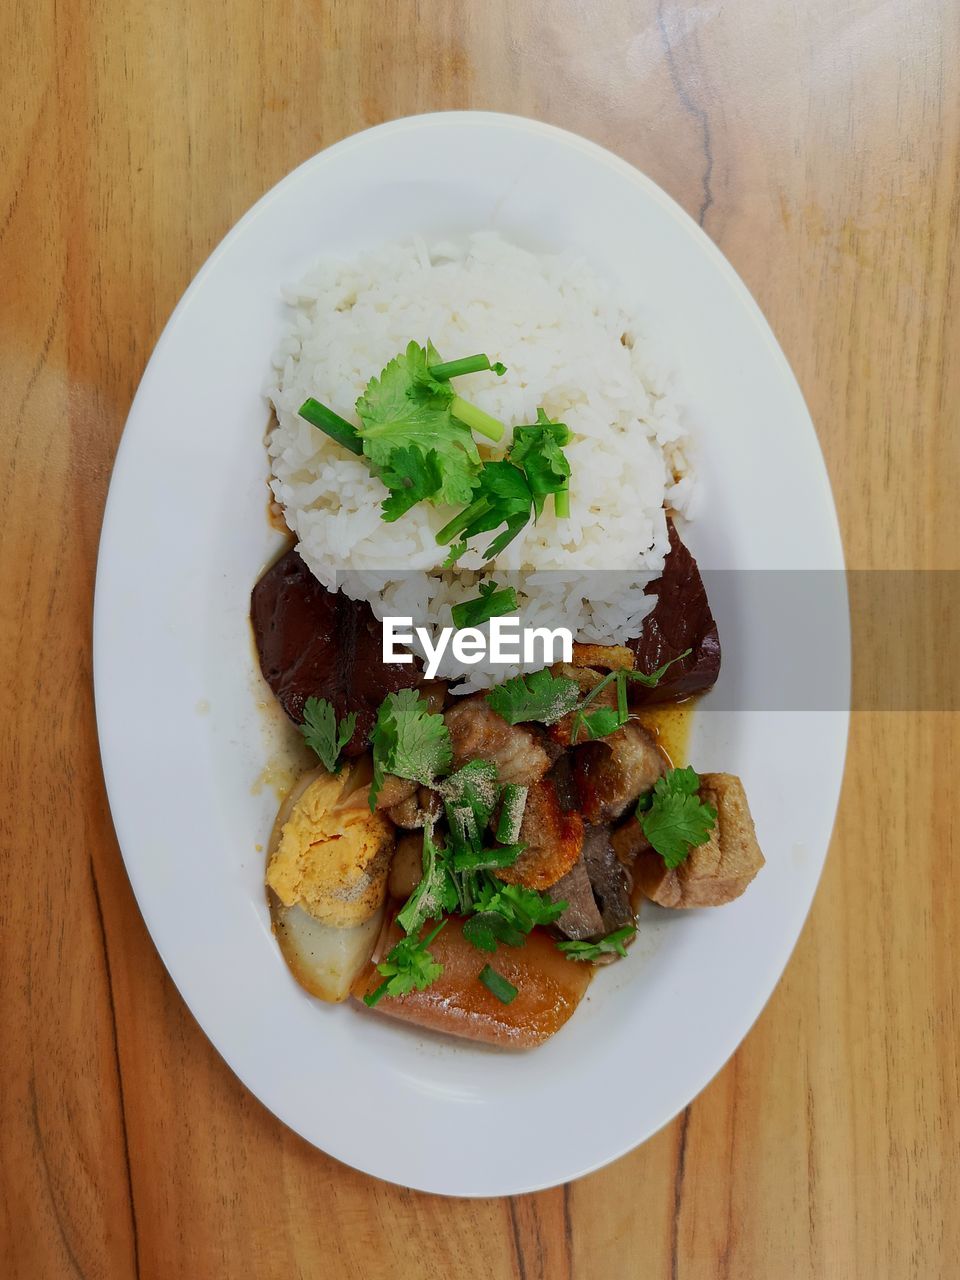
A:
[635,697,696,769]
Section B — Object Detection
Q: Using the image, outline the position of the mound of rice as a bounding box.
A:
[266,233,696,690]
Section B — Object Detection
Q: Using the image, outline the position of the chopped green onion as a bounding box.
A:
[479,964,518,1004]
[554,485,570,519]
[495,784,528,844]
[436,495,494,546]
[298,398,363,456]
[451,843,525,872]
[429,354,507,381]
[450,395,505,442]
[450,584,519,629]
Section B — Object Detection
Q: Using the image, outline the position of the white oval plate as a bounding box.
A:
[95,112,848,1196]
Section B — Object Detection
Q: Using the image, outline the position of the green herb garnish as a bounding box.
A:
[485,667,581,725]
[362,921,447,1007]
[441,541,469,568]
[570,705,624,741]
[557,926,636,961]
[428,353,508,381]
[569,650,693,742]
[356,342,486,508]
[376,446,444,522]
[434,409,573,562]
[462,911,527,953]
[507,409,571,518]
[450,580,519,629]
[435,460,533,559]
[369,688,453,809]
[638,766,717,868]
[395,825,459,936]
[298,697,357,773]
[472,879,567,933]
[450,843,525,873]
[441,761,501,840]
[495,783,528,844]
[298,398,363,455]
[479,964,519,1004]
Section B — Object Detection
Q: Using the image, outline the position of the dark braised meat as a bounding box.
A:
[581,825,633,933]
[574,721,667,823]
[549,826,633,941]
[548,858,605,940]
[250,548,422,754]
[627,520,721,704]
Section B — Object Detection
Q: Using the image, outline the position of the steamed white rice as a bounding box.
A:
[266,233,697,690]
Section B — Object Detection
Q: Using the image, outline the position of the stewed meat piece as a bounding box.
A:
[581,825,633,933]
[634,772,765,908]
[444,696,552,786]
[386,786,442,830]
[548,826,633,940]
[374,774,418,811]
[548,858,605,940]
[494,780,584,890]
[574,721,667,823]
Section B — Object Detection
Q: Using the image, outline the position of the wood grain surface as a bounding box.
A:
[2,2,958,1276]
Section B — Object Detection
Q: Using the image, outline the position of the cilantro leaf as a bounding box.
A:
[356,341,481,506]
[479,964,518,1004]
[436,460,533,559]
[473,879,567,933]
[508,409,572,518]
[395,825,459,936]
[377,446,444,521]
[298,697,357,773]
[628,650,694,688]
[485,667,581,725]
[362,920,446,1007]
[462,910,527,953]
[557,926,636,962]
[369,688,453,809]
[640,766,718,868]
[442,541,468,568]
[570,704,625,743]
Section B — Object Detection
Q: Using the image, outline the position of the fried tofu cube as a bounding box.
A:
[634,772,765,908]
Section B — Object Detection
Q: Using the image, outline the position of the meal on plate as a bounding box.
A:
[251,234,764,1048]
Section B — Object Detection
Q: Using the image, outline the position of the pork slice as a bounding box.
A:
[444,696,551,786]
[574,721,667,823]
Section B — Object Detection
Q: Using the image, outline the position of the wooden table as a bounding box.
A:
[3,2,957,1275]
